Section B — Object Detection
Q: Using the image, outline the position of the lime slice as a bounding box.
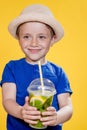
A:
[30,96,45,110]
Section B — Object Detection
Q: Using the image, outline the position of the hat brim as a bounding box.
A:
[8,13,64,43]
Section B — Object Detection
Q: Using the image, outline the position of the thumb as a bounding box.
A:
[25,96,29,105]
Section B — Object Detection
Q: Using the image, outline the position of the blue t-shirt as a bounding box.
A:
[1,58,72,130]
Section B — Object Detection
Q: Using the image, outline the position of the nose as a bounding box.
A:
[31,37,38,47]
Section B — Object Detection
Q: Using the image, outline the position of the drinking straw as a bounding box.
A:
[38,61,44,90]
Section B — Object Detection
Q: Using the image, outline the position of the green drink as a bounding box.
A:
[27,78,56,129]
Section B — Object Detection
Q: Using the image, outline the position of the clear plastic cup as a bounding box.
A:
[27,78,56,129]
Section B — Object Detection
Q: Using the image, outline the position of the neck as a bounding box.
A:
[25,58,47,65]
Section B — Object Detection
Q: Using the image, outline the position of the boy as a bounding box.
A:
[1,4,73,130]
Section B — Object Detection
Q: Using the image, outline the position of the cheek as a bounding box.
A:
[45,40,52,48]
[19,40,26,48]
[44,42,51,51]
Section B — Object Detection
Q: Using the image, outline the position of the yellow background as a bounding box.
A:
[0,0,86,130]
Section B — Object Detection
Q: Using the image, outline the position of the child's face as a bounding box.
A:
[17,22,55,64]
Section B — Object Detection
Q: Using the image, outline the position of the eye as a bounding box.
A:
[23,35,30,39]
[39,35,46,39]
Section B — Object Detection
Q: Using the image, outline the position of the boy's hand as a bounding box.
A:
[40,106,58,126]
[21,96,41,124]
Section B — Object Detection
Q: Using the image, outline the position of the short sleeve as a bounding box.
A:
[1,62,16,86]
[56,68,72,95]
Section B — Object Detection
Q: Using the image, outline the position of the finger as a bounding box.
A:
[21,106,37,119]
[24,118,38,124]
[41,116,57,126]
[46,106,56,111]
[42,110,56,116]
[25,96,29,104]
[25,114,41,120]
[23,109,41,115]
[42,119,56,126]
[41,116,53,121]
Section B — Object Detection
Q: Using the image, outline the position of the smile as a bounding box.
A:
[28,49,41,53]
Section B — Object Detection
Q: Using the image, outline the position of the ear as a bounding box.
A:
[50,35,56,46]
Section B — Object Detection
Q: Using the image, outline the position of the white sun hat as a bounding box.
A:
[8,4,64,44]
